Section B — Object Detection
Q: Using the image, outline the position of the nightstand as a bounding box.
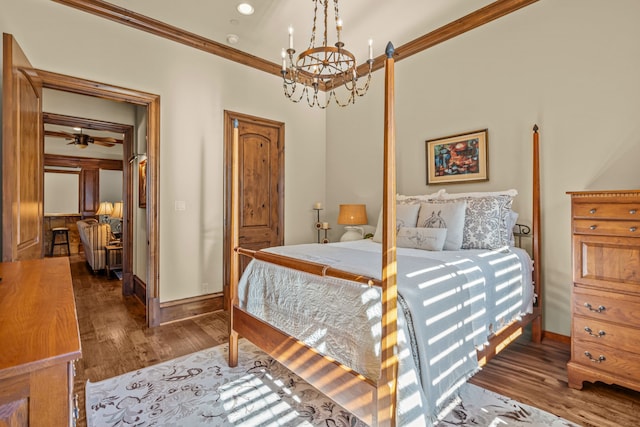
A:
[105,244,123,279]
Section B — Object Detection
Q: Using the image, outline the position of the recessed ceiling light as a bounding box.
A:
[226,34,239,45]
[237,3,254,16]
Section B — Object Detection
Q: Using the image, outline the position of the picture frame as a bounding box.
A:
[425,129,488,184]
[138,159,147,208]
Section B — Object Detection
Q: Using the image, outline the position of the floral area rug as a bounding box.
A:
[86,339,580,426]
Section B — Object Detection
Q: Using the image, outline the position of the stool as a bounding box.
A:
[50,227,70,256]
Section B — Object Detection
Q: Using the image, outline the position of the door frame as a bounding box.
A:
[43,112,133,286]
[36,68,162,327]
[223,110,285,309]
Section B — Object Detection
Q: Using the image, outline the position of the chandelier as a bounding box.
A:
[281,0,373,108]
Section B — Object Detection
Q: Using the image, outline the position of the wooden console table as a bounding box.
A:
[0,257,82,426]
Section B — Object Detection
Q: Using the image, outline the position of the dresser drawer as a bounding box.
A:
[573,203,640,220]
[572,287,640,326]
[572,340,640,382]
[573,235,640,293]
[572,314,639,354]
[573,219,640,237]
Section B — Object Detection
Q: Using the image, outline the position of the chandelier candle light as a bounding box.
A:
[281,0,373,108]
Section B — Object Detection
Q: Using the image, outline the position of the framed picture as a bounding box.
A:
[425,129,488,184]
[138,159,147,208]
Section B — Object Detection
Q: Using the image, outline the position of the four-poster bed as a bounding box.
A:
[228,44,542,426]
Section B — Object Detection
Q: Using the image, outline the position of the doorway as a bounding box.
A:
[43,111,132,279]
[223,111,285,308]
[37,69,161,327]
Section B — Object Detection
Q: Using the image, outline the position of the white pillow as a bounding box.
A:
[416,200,467,250]
[396,189,445,205]
[440,189,518,199]
[397,227,447,251]
[507,211,519,246]
[372,204,421,243]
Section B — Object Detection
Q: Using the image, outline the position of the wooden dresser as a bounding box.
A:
[567,190,640,392]
[0,257,82,426]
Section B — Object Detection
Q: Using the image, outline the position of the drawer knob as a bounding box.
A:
[589,225,597,230]
[584,326,606,338]
[584,302,606,313]
[584,351,606,363]
[631,227,637,232]
[589,208,597,214]
[630,209,637,215]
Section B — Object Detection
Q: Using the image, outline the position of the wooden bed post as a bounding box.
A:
[229,119,240,367]
[378,41,398,427]
[531,124,543,342]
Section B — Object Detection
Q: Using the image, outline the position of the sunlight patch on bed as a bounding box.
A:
[429,339,463,365]
[422,286,461,307]
[428,322,463,346]
[427,304,463,326]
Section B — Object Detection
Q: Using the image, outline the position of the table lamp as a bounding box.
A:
[95,201,113,223]
[110,201,124,239]
[337,204,368,242]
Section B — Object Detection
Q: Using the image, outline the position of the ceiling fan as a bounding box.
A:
[45,129,122,148]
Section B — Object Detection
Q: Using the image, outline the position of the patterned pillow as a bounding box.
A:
[460,195,514,249]
[397,227,447,251]
[440,190,517,249]
[416,201,467,250]
[372,204,420,243]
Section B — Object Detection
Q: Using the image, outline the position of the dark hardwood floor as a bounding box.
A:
[69,254,640,427]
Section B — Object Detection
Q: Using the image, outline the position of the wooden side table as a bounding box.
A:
[105,244,123,279]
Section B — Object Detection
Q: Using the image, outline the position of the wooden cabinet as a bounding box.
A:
[567,190,640,392]
[0,258,82,426]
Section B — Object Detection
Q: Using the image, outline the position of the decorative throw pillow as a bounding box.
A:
[440,190,517,249]
[461,195,514,249]
[397,227,447,251]
[416,200,467,250]
[372,204,420,243]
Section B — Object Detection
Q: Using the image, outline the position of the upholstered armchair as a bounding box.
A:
[77,219,112,272]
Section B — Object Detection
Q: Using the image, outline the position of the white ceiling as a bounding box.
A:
[105,0,496,66]
[44,123,124,160]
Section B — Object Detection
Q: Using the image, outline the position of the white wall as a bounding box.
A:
[0,0,326,302]
[99,169,123,204]
[44,171,80,214]
[326,0,640,336]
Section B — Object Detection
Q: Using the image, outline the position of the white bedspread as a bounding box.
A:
[237,240,534,425]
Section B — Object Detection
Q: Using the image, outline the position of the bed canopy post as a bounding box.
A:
[229,119,240,367]
[531,124,542,342]
[378,41,398,427]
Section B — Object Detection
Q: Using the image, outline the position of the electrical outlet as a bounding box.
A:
[202,282,210,293]
[175,200,186,211]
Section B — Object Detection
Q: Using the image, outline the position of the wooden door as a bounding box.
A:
[224,111,284,304]
[79,168,100,217]
[2,33,44,261]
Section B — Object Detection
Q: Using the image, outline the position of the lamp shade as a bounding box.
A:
[110,201,124,219]
[95,201,113,216]
[337,204,368,225]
